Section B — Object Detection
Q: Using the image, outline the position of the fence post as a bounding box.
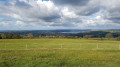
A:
[26,44,28,50]
[119,44,120,50]
[97,44,99,49]
[5,44,6,50]
[61,44,63,49]
[4,40,6,50]
[80,44,82,49]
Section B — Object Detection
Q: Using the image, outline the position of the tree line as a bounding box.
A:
[0,33,120,40]
[0,33,33,39]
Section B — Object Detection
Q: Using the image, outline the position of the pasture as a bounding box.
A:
[0,39,120,67]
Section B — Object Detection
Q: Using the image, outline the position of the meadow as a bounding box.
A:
[0,39,120,67]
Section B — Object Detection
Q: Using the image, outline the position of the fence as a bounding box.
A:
[0,43,120,50]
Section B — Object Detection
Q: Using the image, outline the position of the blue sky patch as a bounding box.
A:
[0,0,8,1]
[0,15,17,22]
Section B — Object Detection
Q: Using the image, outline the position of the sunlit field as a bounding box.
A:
[0,39,120,67]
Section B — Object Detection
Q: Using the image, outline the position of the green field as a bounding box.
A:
[0,39,120,67]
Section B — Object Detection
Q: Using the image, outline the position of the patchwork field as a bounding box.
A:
[0,39,120,67]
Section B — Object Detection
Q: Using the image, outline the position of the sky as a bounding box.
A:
[0,0,120,30]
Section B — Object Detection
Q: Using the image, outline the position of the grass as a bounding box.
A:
[0,39,120,67]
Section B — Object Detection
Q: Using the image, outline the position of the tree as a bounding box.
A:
[75,36,78,38]
[105,33,113,39]
[12,34,21,39]
[6,34,13,39]
[39,35,42,38]
[117,36,120,41]
[1,33,6,39]
[27,33,33,39]
[55,35,60,38]
[0,34,2,39]
[21,35,28,39]
[84,35,93,39]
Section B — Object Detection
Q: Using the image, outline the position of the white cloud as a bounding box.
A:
[0,0,120,30]
[61,7,79,18]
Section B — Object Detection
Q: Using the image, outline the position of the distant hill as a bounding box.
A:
[0,29,91,34]
[0,29,120,37]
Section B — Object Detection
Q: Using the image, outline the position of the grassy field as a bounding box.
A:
[0,39,120,67]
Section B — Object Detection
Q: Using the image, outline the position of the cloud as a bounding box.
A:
[99,0,120,24]
[0,0,120,30]
[0,0,60,22]
[15,0,32,9]
[51,0,90,6]
[51,0,100,16]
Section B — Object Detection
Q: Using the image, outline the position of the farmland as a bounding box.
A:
[0,39,120,67]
